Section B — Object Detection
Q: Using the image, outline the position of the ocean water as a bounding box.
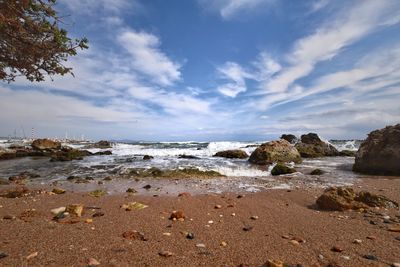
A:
[0,139,363,193]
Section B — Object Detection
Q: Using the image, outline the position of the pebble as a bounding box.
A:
[243,225,253,231]
[340,256,350,260]
[122,231,148,241]
[51,207,66,215]
[289,240,300,245]
[208,220,214,224]
[392,263,400,267]
[85,218,93,224]
[366,236,376,240]
[26,252,38,260]
[92,211,105,218]
[0,251,8,259]
[395,236,400,241]
[331,246,344,252]
[87,258,100,266]
[159,251,173,257]
[250,215,259,220]
[186,232,195,239]
[388,226,400,232]
[143,184,151,190]
[162,232,172,236]
[169,211,185,220]
[220,241,227,247]
[196,243,206,248]
[353,239,362,244]
[318,254,324,260]
[363,255,378,261]
[3,215,16,220]
[214,205,222,209]
[231,213,236,216]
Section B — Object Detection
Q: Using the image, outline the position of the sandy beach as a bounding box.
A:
[1,177,399,267]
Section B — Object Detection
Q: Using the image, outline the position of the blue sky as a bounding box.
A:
[1,0,400,141]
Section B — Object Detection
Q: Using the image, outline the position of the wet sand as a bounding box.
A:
[0,177,399,266]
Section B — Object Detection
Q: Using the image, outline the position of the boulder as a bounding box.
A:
[271,164,296,176]
[353,124,400,175]
[295,133,339,158]
[316,187,398,211]
[31,139,61,150]
[249,139,302,165]
[280,134,298,144]
[50,147,92,162]
[213,149,249,159]
[94,140,111,148]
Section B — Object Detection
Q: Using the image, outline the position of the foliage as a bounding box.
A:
[0,0,88,82]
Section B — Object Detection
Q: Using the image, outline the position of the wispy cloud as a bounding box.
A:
[118,30,182,86]
[198,0,275,19]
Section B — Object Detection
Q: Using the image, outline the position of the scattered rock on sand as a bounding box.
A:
[87,257,100,266]
[295,133,339,158]
[169,211,185,220]
[122,230,148,241]
[264,259,284,267]
[66,204,84,217]
[92,211,105,218]
[271,163,296,176]
[331,246,344,252]
[316,187,398,211]
[31,138,61,150]
[121,202,148,211]
[88,190,107,198]
[26,251,38,260]
[52,188,66,194]
[353,124,400,175]
[363,255,378,261]
[249,139,302,165]
[0,251,8,259]
[1,187,30,198]
[213,150,249,159]
[158,251,173,257]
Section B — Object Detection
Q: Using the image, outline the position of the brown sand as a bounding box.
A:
[0,178,399,266]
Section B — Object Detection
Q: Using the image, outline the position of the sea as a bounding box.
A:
[0,139,366,194]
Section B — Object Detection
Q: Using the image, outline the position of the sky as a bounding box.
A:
[1,0,400,141]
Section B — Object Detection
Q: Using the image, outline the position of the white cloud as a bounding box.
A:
[216,62,253,97]
[260,0,400,95]
[63,0,136,14]
[118,30,182,86]
[198,0,275,19]
[309,0,330,13]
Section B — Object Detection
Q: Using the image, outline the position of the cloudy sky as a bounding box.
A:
[1,0,400,141]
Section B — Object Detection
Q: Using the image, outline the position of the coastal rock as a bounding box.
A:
[178,155,200,159]
[0,178,10,185]
[295,133,339,158]
[94,150,112,155]
[353,124,400,175]
[271,163,296,176]
[143,155,154,160]
[310,169,325,175]
[249,139,302,165]
[31,139,61,150]
[280,134,298,144]
[50,147,92,162]
[339,150,356,157]
[213,150,249,159]
[94,140,112,148]
[316,187,398,211]
[1,187,30,198]
[0,149,16,160]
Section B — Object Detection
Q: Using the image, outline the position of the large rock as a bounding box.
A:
[316,187,398,211]
[271,163,296,176]
[280,134,298,144]
[31,139,61,150]
[353,124,400,175]
[94,140,112,148]
[213,150,249,159]
[249,139,302,165]
[50,147,92,162]
[295,133,339,158]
